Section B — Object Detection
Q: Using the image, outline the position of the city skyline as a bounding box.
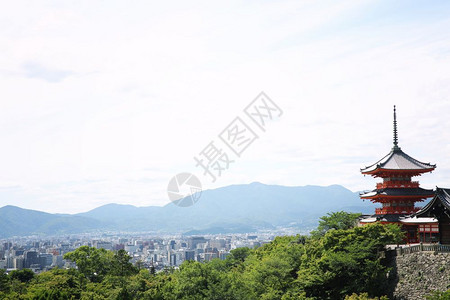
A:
[1,232,273,272]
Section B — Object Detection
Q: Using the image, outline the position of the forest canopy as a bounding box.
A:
[0,212,411,300]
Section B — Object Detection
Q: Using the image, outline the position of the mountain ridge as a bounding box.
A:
[0,182,376,238]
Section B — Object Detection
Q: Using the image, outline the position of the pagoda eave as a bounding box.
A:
[364,197,428,203]
[361,168,435,177]
[361,195,433,202]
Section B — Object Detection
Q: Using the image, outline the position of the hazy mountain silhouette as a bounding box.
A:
[0,183,376,238]
[0,205,104,238]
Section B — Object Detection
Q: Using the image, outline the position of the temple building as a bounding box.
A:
[360,106,441,244]
[407,188,450,244]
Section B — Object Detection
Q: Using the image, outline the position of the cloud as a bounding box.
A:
[0,1,450,213]
[22,62,73,82]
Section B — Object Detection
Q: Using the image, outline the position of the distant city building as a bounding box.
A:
[188,237,208,249]
[40,253,53,268]
[94,241,113,250]
[168,240,176,250]
[219,251,228,260]
[209,239,226,249]
[204,252,218,261]
[52,255,64,268]
[24,251,39,268]
[14,257,24,270]
[125,244,138,253]
[184,250,195,261]
[169,253,177,266]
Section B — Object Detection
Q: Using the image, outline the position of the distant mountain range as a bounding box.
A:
[0,182,377,238]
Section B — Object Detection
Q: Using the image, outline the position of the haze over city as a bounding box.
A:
[1,0,450,213]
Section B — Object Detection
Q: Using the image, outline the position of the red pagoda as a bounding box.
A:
[360,106,436,243]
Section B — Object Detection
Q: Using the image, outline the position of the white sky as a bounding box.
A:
[1,0,450,213]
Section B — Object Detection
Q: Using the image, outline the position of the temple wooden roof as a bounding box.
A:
[360,148,436,176]
[360,187,434,200]
[360,214,405,223]
[414,187,450,217]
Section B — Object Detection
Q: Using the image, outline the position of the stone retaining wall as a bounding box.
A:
[388,251,450,299]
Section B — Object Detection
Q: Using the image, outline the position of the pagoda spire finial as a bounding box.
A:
[393,105,400,150]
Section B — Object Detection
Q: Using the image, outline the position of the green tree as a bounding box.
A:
[24,268,82,299]
[0,269,10,293]
[127,269,170,300]
[163,259,242,300]
[312,211,361,236]
[225,247,251,268]
[426,290,450,300]
[9,268,35,283]
[64,246,114,282]
[111,249,137,278]
[241,236,306,299]
[298,223,404,299]
[150,265,156,275]
[345,293,389,300]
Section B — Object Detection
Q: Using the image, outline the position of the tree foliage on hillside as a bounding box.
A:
[0,211,407,300]
[311,210,362,236]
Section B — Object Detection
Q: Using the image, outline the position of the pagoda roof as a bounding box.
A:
[414,187,450,217]
[400,216,438,224]
[360,187,434,199]
[360,214,405,223]
[360,214,439,223]
[361,106,436,176]
[361,148,436,175]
